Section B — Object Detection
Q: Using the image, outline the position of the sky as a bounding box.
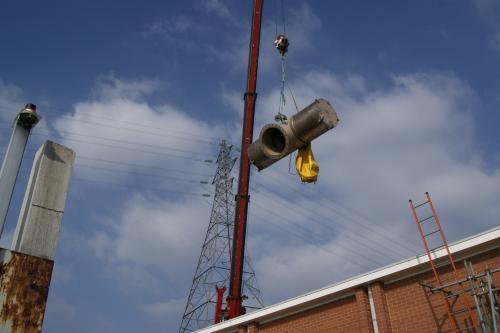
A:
[1,0,500,332]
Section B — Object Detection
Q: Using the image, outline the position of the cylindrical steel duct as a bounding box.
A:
[248,98,338,170]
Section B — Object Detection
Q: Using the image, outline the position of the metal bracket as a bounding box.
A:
[243,92,258,100]
[235,194,250,202]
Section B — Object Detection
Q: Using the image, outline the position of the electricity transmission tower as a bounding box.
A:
[179,140,264,333]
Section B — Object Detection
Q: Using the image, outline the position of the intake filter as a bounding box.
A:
[248,98,338,170]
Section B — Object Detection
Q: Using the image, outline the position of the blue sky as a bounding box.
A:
[1,0,500,332]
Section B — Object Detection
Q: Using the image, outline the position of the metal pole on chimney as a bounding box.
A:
[0,104,41,238]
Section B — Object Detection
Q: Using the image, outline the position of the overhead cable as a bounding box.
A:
[265,165,423,248]
[0,99,222,141]
[252,202,387,265]
[74,164,213,185]
[226,166,415,258]
[0,124,217,157]
[0,127,230,163]
[250,213,373,271]
[5,152,213,184]
[199,196,374,270]
[251,189,402,262]
[1,145,215,177]
[17,171,214,198]
[0,106,224,147]
[255,171,420,253]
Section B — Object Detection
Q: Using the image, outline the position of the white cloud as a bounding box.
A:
[0,80,25,125]
[49,75,222,185]
[490,31,500,51]
[75,193,212,293]
[198,0,233,21]
[56,69,500,314]
[471,0,500,52]
[51,262,75,285]
[236,70,500,304]
[89,74,167,102]
[140,298,186,326]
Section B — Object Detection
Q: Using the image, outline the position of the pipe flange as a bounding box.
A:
[259,123,289,160]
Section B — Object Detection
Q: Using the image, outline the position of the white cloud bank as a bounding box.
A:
[44,70,500,331]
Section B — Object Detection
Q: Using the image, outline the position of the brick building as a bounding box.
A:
[194,227,500,333]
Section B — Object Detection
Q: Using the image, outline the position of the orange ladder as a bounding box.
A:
[410,192,477,333]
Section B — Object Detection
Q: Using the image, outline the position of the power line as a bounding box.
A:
[1,145,216,177]
[4,152,214,184]
[226,166,417,258]
[0,124,217,157]
[71,178,214,197]
[0,106,224,147]
[264,165,423,248]
[74,164,213,185]
[16,171,214,197]
[249,213,373,271]
[0,100,222,141]
[255,170,421,253]
[252,202,387,265]
[222,158,406,261]
[251,188,402,262]
[0,127,230,163]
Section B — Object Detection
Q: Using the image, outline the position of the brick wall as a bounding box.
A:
[239,247,500,333]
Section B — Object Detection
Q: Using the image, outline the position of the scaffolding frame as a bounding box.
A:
[411,192,499,333]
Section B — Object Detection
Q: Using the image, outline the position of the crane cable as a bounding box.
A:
[273,0,292,123]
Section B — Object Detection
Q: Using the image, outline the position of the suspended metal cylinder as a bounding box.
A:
[248,98,338,170]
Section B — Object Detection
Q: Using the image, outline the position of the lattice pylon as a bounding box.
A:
[179,140,264,333]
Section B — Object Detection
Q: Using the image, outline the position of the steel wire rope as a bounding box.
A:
[0,106,223,147]
[281,0,286,36]
[254,170,420,253]
[200,199,373,272]
[1,145,215,178]
[273,0,286,36]
[0,123,218,158]
[251,202,385,266]
[0,127,227,163]
[225,166,412,260]
[0,99,222,141]
[264,165,423,248]
[250,188,401,262]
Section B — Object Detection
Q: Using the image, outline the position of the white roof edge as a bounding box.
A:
[194,226,500,333]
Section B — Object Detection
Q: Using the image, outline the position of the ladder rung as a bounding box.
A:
[456,326,475,332]
[424,230,440,237]
[445,287,472,299]
[439,275,455,282]
[414,201,429,208]
[428,246,444,253]
[435,260,452,269]
[419,216,434,223]
[450,308,469,315]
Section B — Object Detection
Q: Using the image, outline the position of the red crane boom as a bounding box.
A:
[226,0,264,320]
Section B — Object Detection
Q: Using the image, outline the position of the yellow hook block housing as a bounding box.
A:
[295,143,319,183]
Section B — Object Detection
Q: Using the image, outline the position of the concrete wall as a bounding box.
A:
[230,247,500,332]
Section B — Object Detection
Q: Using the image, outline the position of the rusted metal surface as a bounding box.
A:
[0,248,53,333]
